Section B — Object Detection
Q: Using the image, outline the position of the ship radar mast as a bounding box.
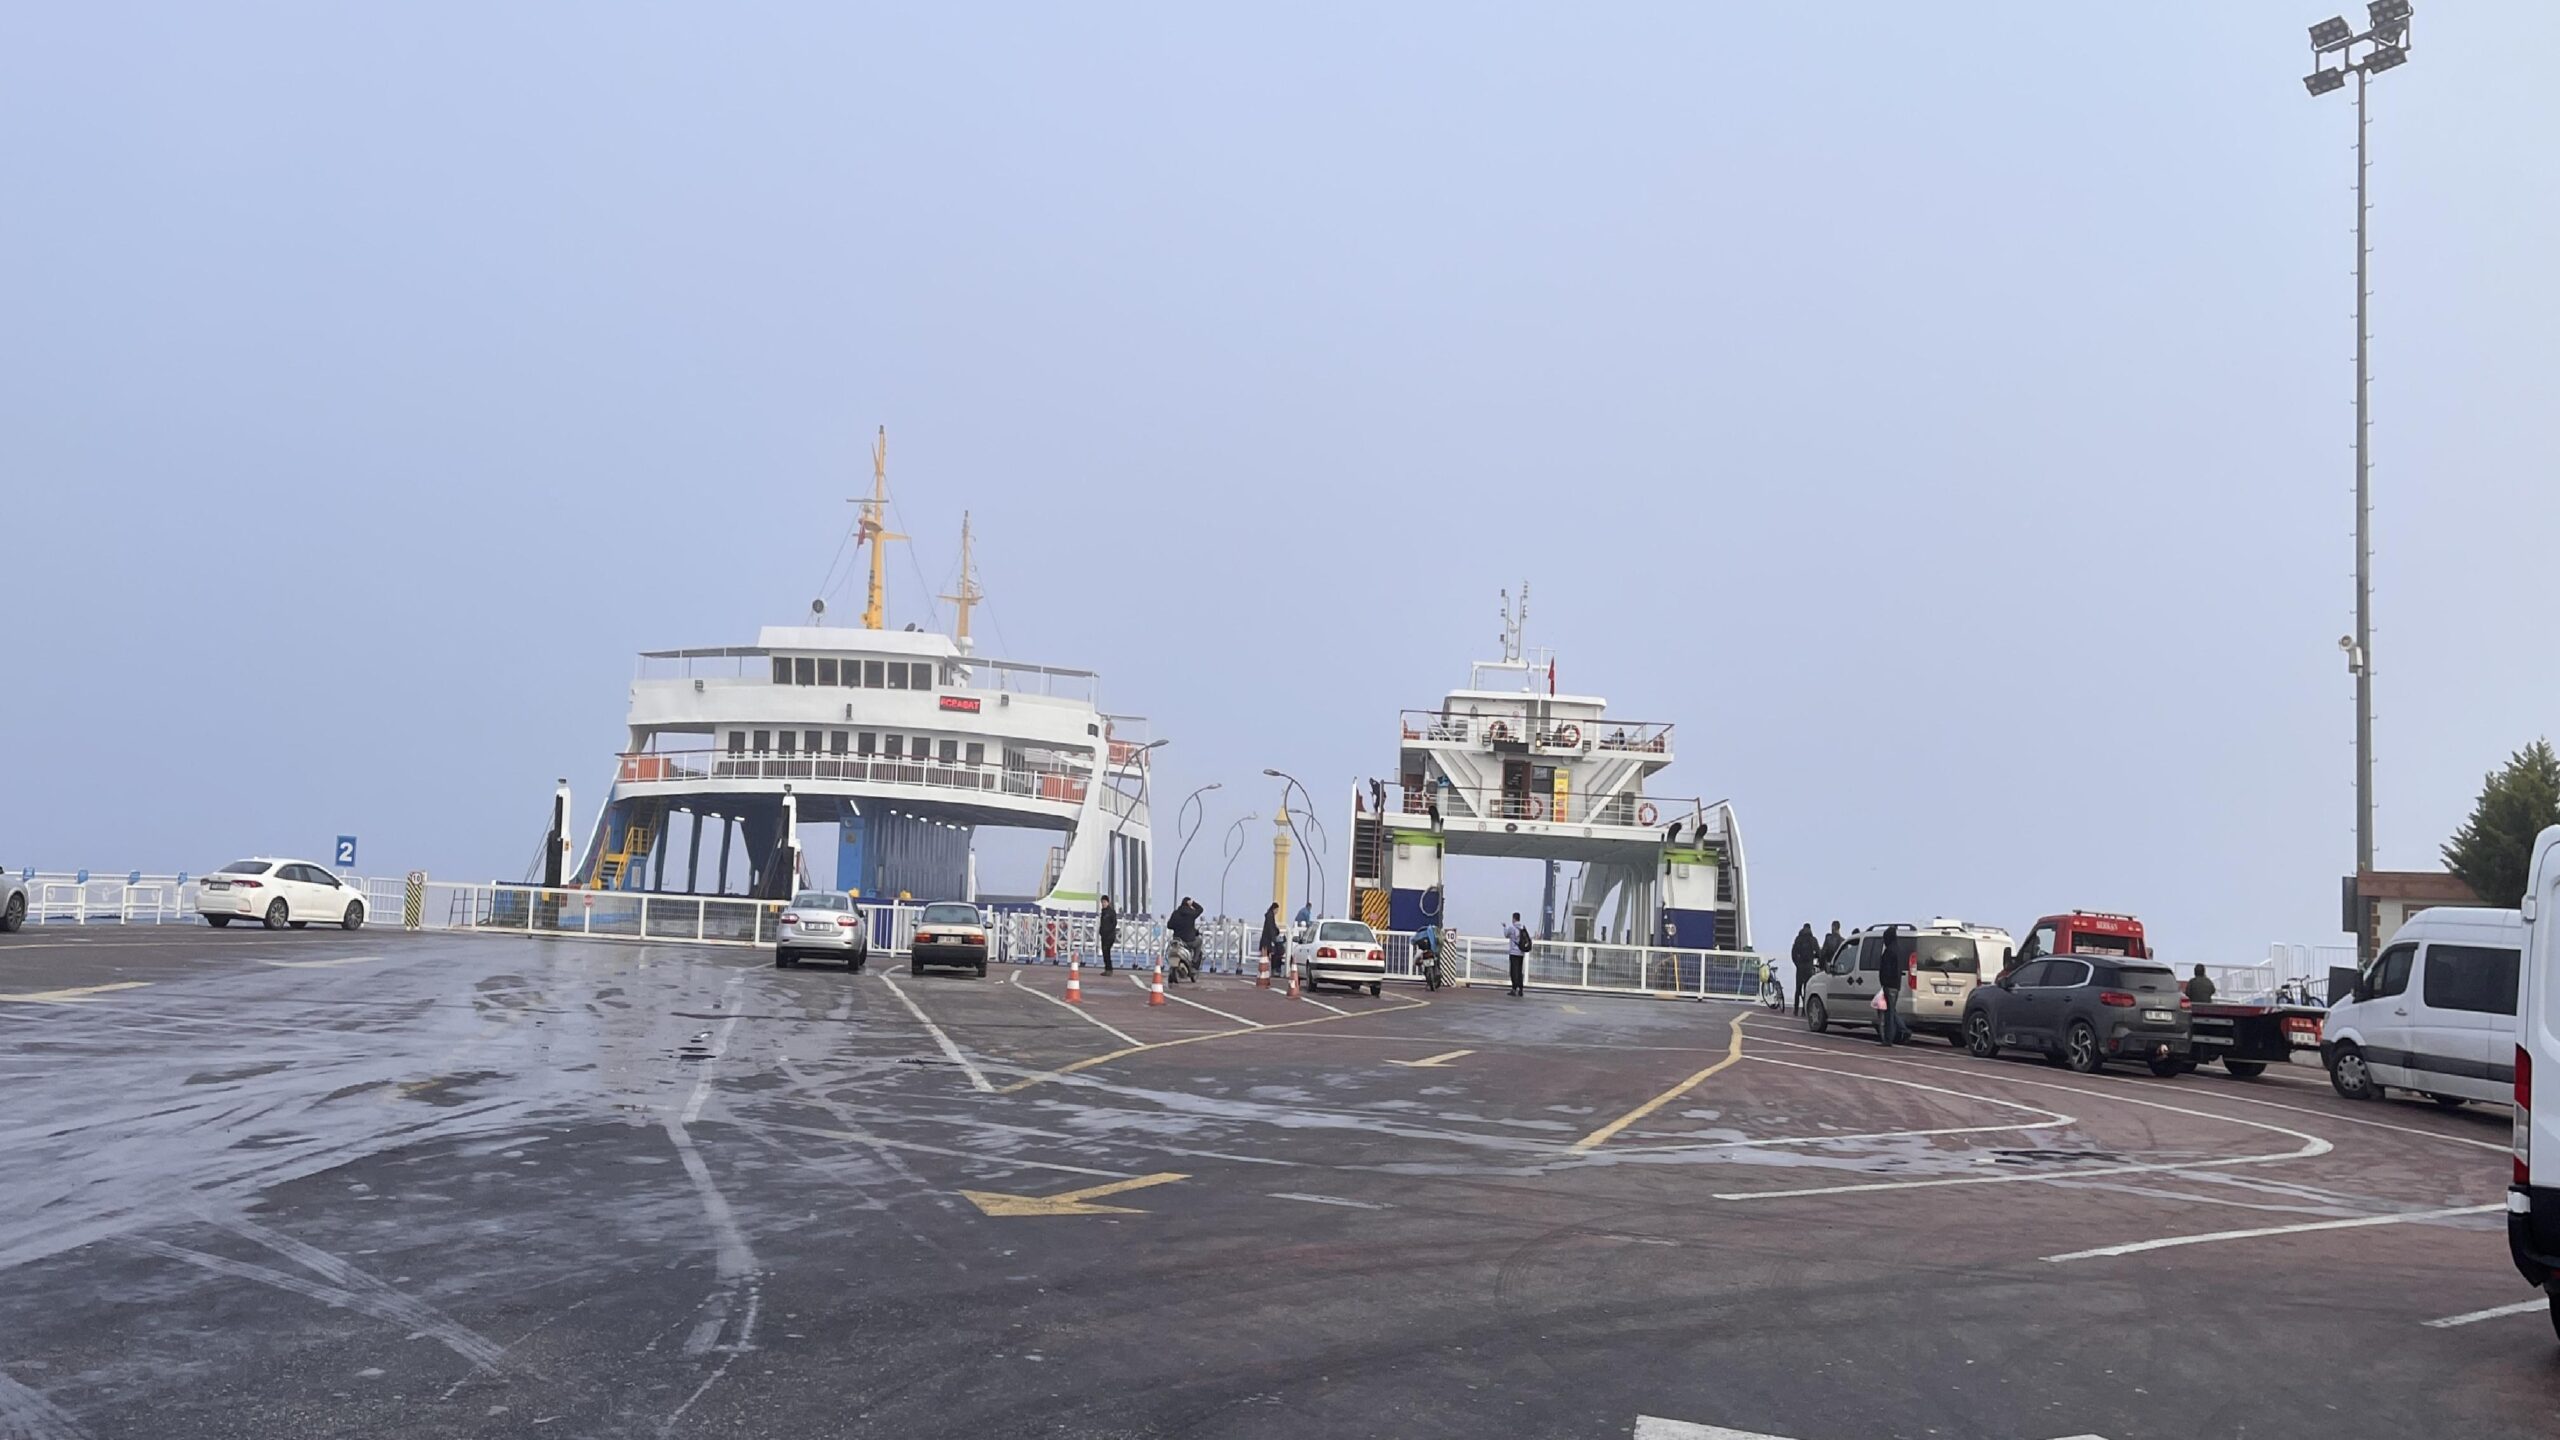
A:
[940,510,986,654]
[853,425,908,632]
[1497,581,1530,664]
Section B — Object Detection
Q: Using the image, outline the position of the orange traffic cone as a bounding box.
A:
[1257,951,1271,989]
[1285,962,1300,1000]
[1149,958,1168,1006]
[1066,953,1083,1004]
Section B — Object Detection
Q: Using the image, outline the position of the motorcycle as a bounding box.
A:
[1166,937,1200,985]
[1417,937,1445,991]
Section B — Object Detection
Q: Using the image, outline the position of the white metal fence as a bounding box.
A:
[9,871,1784,1001]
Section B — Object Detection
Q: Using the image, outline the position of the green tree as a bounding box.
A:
[2441,738,2560,907]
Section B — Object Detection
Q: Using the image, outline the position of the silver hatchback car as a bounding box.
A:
[776,891,870,971]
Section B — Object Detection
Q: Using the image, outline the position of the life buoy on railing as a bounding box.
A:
[1637,802,1659,827]
[1555,723,1581,749]
[1486,721,1513,744]
[1525,795,1546,821]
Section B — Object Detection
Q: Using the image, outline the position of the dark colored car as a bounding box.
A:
[909,901,989,977]
[1963,956,2191,1076]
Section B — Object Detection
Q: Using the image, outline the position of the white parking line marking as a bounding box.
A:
[879,974,994,1092]
[1633,1418,1795,1440]
[2044,1203,2502,1262]
[2423,1298,2551,1329]
[1298,991,1349,1015]
[1126,973,1263,1028]
[1010,970,1141,1046]
[0,982,151,1004]
[1270,1192,1388,1210]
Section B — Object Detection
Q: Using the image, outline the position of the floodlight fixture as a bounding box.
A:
[2367,0,2410,26]
[2304,67,2347,96]
[2309,15,2353,50]
[2363,43,2408,73]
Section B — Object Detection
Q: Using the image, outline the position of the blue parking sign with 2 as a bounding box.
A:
[335,836,357,868]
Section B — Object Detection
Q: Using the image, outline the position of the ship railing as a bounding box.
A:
[1392,783,1717,832]
[616,749,1093,806]
[1396,712,1673,755]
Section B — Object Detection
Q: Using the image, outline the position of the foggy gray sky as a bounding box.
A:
[5,4,2555,960]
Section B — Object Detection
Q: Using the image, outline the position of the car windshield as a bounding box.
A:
[920,904,980,925]
[790,893,849,911]
[2101,965,2178,993]
[1316,921,1375,943]
[218,860,270,875]
[1911,936,1979,973]
[2068,931,2142,956]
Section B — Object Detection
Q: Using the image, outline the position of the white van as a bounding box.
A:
[2510,826,2560,1341]
[1803,918,2015,1044]
[2322,905,2523,1109]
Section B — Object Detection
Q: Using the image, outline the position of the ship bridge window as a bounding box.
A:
[911,662,933,691]
[864,660,885,688]
[887,663,909,691]
[966,741,984,766]
[771,657,790,685]
[817,658,839,686]
[884,735,903,759]
[753,730,771,753]
[939,739,959,764]
[778,731,797,756]
[728,731,746,756]
[830,731,848,755]
[858,731,876,756]
[804,729,821,753]
[794,657,816,686]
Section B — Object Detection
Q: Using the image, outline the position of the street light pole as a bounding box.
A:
[1218,813,1258,920]
[2303,2,2410,960]
[1106,738,1168,914]
[1261,769,1324,919]
[1169,782,1222,907]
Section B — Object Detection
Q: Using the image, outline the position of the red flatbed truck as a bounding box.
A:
[2186,1000,2326,1077]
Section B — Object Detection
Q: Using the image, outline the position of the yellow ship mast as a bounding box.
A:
[856,425,905,632]
[940,510,985,652]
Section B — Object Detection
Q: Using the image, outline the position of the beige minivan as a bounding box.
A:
[1804,918,2016,1044]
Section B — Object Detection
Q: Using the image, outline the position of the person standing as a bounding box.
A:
[2185,964,2217,1004]
[1790,923,1820,1015]
[1098,895,1118,975]
[1502,912,1529,998]
[1259,902,1284,980]
[1812,921,1845,1016]
[1874,924,1908,1046]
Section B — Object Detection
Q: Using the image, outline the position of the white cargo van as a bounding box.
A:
[2510,826,2560,1341]
[2322,905,2523,1108]
[1803,918,2014,1044]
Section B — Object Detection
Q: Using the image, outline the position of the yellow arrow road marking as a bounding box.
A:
[1388,1049,1475,1068]
[959,1172,1187,1217]
[0,982,151,1004]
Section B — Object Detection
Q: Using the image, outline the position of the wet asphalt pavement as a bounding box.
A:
[1,926,2553,1440]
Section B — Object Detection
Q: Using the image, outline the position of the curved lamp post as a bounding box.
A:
[1106,738,1168,911]
[1218,812,1259,920]
[1261,768,1325,920]
[1168,782,1222,910]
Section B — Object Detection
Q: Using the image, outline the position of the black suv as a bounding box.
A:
[1963,956,2191,1076]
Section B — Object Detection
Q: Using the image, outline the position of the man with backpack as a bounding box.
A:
[1503,912,1530,997]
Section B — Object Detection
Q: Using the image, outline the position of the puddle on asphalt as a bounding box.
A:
[184,1062,291,1086]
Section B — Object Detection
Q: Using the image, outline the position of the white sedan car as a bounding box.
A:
[1293,918,1387,996]
[198,858,367,930]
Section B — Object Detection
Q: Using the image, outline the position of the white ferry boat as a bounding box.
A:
[1348,587,1749,954]
[556,436,1155,910]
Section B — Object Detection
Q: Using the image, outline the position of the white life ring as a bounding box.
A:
[1556,723,1581,748]
[1637,802,1659,827]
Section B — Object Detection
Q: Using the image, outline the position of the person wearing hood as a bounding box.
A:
[1874,924,1910,1046]
[1259,903,1285,980]
[1790,923,1820,1015]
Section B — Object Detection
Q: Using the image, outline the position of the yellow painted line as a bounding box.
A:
[995,994,1431,1094]
[0,982,151,1004]
[958,1171,1188,1217]
[1387,1049,1475,1069]
[1570,1010,1746,1154]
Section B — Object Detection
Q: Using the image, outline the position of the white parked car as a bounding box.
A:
[0,871,26,933]
[198,858,366,930]
[776,890,870,971]
[1292,918,1386,996]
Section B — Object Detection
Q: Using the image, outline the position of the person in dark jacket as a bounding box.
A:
[1874,924,1909,1046]
[1259,903,1284,978]
[2185,964,2217,1004]
[1098,896,1118,975]
[1810,922,1844,1015]
[1790,923,1820,1015]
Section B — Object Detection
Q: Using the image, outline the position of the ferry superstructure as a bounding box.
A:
[1348,589,1749,951]
[561,434,1155,910]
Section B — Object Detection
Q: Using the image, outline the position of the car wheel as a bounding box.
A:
[2429,1093,2466,1110]
[206,915,231,928]
[1965,1011,1999,1058]
[1805,996,1829,1034]
[909,959,922,975]
[2328,1043,2381,1101]
[1370,982,1382,997]
[974,961,988,978]
[2222,1060,2267,1079]
[775,950,794,969]
[341,902,363,931]
[2064,1022,2103,1074]
[1,893,22,933]
[849,952,865,973]
[263,900,289,930]
[2547,1283,2559,1342]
